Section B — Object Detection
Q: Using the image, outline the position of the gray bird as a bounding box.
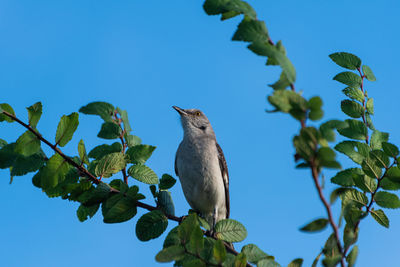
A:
[173,106,229,229]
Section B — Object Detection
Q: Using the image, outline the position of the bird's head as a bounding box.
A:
[172,106,214,137]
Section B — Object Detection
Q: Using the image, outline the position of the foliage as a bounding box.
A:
[1,0,399,267]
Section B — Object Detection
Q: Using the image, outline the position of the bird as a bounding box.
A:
[173,106,229,230]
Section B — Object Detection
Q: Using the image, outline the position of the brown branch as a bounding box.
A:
[2,110,245,264]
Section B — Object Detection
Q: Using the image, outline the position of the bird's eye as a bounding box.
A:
[195,111,201,116]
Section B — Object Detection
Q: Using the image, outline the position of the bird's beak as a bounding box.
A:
[172,106,187,116]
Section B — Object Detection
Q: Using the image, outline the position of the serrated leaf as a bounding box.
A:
[374,191,400,209]
[362,65,376,81]
[155,245,185,263]
[203,0,257,20]
[257,258,280,267]
[159,174,177,190]
[366,98,374,114]
[370,130,388,150]
[97,122,121,139]
[128,164,159,184]
[288,258,303,267]
[334,141,370,165]
[232,18,269,43]
[79,101,114,122]
[370,209,389,228]
[340,188,368,208]
[88,142,122,160]
[0,103,15,123]
[163,226,180,248]
[269,71,291,90]
[40,154,71,189]
[248,41,296,84]
[82,182,111,205]
[78,139,89,165]
[11,150,46,176]
[116,107,131,133]
[55,112,79,147]
[95,152,126,178]
[343,224,358,250]
[370,150,389,168]
[362,157,382,178]
[346,246,358,267]
[380,177,400,191]
[319,120,347,142]
[125,134,142,147]
[342,87,364,102]
[215,219,247,243]
[158,190,175,216]
[337,119,367,140]
[234,252,247,267]
[331,168,360,187]
[329,52,361,70]
[340,100,364,118]
[136,210,168,241]
[189,224,204,254]
[299,218,328,232]
[213,239,226,263]
[353,174,377,193]
[77,203,99,222]
[126,144,156,164]
[386,166,400,183]
[15,131,40,156]
[102,193,137,223]
[241,244,269,264]
[382,142,399,158]
[26,102,42,128]
[333,71,362,89]
[330,187,349,204]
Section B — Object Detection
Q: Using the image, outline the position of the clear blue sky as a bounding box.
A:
[1,1,400,266]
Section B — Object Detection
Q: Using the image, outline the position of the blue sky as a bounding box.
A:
[1,0,400,266]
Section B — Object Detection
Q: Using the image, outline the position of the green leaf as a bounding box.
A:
[330,187,349,204]
[266,41,287,66]
[116,107,131,133]
[299,218,328,233]
[77,203,99,222]
[337,119,367,140]
[126,144,156,164]
[159,174,177,190]
[366,98,374,114]
[370,150,389,168]
[0,139,6,148]
[82,182,111,205]
[158,190,175,216]
[340,100,363,118]
[0,103,15,123]
[361,157,382,178]
[311,253,322,267]
[155,245,185,263]
[257,258,280,267]
[331,168,360,187]
[55,112,79,147]
[15,131,40,156]
[189,225,204,255]
[370,130,389,150]
[102,193,138,223]
[268,90,307,117]
[79,101,114,122]
[322,234,341,259]
[97,122,121,139]
[163,226,180,248]
[125,134,142,147]
[382,142,399,158]
[340,188,368,208]
[334,141,369,164]
[183,259,206,267]
[215,219,247,243]
[269,71,291,90]
[353,174,377,193]
[248,41,296,84]
[333,71,362,89]
[234,252,247,267]
[362,65,376,81]
[241,244,269,263]
[370,209,389,228]
[366,113,375,130]
[78,139,89,165]
[343,224,358,250]
[288,258,303,267]
[178,214,198,244]
[329,52,361,70]
[95,152,126,178]
[374,191,400,209]
[11,150,46,176]
[386,166,400,183]
[232,18,269,43]
[308,96,324,121]
[342,87,364,103]
[40,154,71,189]
[26,102,42,128]
[213,239,226,263]
[380,177,400,191]
[317,147,341,169]
[319,120,347,142]
[346,246,358,267]
[88,142,122,160]
[135,210,168,241]
[203,0,257,20]
[128,164,159,184]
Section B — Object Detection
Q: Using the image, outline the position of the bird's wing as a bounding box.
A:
[216,143,230,218]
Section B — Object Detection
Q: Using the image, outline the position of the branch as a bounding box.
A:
[2,110,247,264]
